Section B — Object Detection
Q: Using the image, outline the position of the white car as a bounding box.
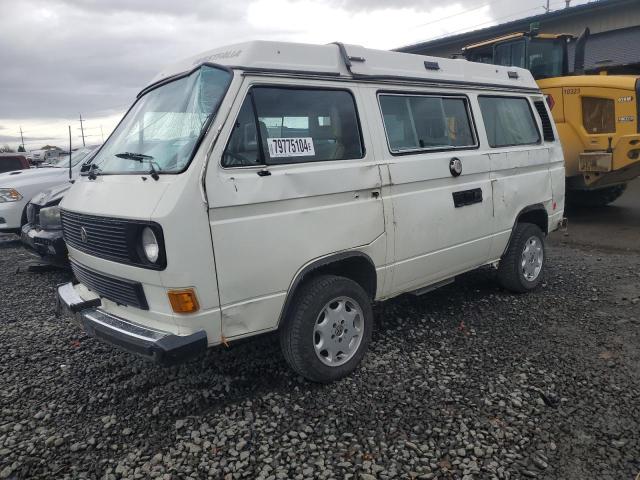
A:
[57,41,565,382]
[0,146,98,234]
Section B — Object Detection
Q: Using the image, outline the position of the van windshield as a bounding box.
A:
[91,65,232,175]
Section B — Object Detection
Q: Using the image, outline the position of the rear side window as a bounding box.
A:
[378,94,476,153]
[478,96,540,147]
[222,87,363,167]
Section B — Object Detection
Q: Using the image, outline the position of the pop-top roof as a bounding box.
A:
[146,41,539,93]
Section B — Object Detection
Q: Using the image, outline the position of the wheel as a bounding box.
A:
[280,274,373,383]
[498,223,545,293]
[566,183,627,207]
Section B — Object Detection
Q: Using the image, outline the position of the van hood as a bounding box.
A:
[60,175,171,221]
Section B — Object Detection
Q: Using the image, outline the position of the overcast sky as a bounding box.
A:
[0,0,589,149]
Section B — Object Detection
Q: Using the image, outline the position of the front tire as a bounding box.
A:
[280,275,373,383]
[498,223,546,293]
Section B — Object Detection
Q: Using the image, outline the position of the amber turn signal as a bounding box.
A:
[168,289,199,313]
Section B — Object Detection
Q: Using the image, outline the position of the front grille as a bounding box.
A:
[61,210,131,263]
[60,210,166,270]
[70,259,148,310]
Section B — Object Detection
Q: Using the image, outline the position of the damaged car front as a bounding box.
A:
[21,183,71,267]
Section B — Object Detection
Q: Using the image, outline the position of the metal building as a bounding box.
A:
[398,0,640,75]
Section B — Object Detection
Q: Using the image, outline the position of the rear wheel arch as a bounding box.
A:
[503,204,548,256]
[515,204,548,235]
[277,251,377,328]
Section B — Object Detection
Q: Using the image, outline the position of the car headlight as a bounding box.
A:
[0,188,23,203]
[141,227,159,263]
[39,205,62,230]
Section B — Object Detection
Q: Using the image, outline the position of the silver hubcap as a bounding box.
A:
[313,296,364,367]
[521,236,544,282]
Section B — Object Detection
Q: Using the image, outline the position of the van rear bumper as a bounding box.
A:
[56,282,207,365]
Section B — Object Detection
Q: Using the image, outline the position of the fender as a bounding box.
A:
[277,251,377,328]
[502,203,548,256]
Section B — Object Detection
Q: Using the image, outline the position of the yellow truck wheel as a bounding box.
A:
[566,184,628,208]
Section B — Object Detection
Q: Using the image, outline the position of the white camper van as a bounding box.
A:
[57,41,565,382]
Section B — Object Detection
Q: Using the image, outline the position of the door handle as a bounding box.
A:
[452,188,482,208]
[371,191,380,199]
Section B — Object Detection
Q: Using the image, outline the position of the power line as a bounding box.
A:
[411,0,507,30]
[415,0,568,44]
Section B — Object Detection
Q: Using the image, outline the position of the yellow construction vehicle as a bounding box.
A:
[463,27,640,206]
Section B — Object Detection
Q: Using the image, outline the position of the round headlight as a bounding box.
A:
[141,227,159,263]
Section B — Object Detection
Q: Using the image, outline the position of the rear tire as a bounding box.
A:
[566,183,627,207]
[280,274,373,383]
[498,223,545,293]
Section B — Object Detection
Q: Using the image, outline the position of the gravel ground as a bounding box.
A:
[0,233,639,480]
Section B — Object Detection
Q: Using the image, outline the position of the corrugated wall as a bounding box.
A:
[409,1,640,59]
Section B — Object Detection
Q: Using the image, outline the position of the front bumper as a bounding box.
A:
[56,282,207,365]
[20,223,67,265]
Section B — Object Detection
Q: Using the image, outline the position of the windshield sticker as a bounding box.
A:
[267,137,315,158]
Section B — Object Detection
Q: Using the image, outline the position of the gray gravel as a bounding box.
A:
[0,233,639,480]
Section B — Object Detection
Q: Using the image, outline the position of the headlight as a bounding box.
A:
[141,227,159,263]
[0,188,23,203]
[39,205,62,230]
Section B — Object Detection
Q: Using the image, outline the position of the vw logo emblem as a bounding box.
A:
[80,226,88,243]
[449,157,463,177]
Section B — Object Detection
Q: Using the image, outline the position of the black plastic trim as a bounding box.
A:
[452,188,483,207]
[533,100,556,142]
[61,210,167,270]
[503,203,548,256]
[70,259,149,310]
[85,321,207,365]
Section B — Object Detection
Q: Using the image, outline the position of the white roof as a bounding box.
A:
[148,40,539,92]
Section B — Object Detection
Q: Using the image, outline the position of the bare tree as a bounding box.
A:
[0,144,15,153]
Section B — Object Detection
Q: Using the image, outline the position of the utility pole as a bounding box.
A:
[79,114,86,146]
[100,125,104,143]
[19,126,25,150]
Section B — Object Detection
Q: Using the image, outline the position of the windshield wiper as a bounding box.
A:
[115,152,161,181]
[115,152,154,161]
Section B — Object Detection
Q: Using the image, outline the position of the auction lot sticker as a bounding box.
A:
[267,137,315,158]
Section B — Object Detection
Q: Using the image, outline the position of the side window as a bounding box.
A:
[378,94,476,153]
[222,86,364,167]
[478,96,541,148]
[222,95,261,167]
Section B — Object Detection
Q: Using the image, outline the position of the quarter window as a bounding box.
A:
[478,96,541,147]
[222,87,363,167]
[378,94,476,153]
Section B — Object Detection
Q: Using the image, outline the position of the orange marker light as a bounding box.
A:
[168,289,199,314]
